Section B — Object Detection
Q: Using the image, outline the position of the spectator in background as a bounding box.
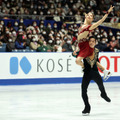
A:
[0,21,4,28]
[1,0,120,23]
[37,41,48,52]
[7,21,12,29]
[29,36,40,50]
[46,39,54,52]
[32,21,40,35]
[89,0,97,10]
[103,31,108,39]
[23,33,30,47]
[53,23,58,32]
[42,30,48,42]
[53,10,61,22]
[19,18,26,30]
[11,30,17,42]
[0,41,3,46]
[75,11,83,22]
[0,25,3,44]
[0,23,4,43]
[26,33,32,43]
[3,27,11,43]
[6,37,16,52]
[54,37,62,52]
[43,4,49,15]
[15,35,26,49]
[95,37,108,51]
[48,32,54,42]
[39,23,46,33]
[94,10,102,21]
[116,31,120,37]
[0,0,120,53]
[9,8,16,19]
[110,16,120,23]
[116,31,120,49]
[109,36,119,51]
[13,21,19,31]
[45,23,52,34]
[46,10,53,20]
[108,29,114,41]
[66,10,75,22]
[62,36,73,52]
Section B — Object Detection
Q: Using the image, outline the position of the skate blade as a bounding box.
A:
[82,113,90,116]
[104,72,112,81]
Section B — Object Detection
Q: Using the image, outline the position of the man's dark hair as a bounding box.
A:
[89,36,97,42]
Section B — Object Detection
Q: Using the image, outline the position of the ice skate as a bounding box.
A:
[82,105,91,116]
[103,70,112,81]
[101,94,111,102]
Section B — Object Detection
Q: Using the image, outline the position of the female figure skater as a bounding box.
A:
[76,5,114,69]
[73,36,111,115]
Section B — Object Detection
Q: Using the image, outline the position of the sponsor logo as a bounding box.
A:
[10,56,31,74]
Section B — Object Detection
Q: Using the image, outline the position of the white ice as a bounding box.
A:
[0,82,120,120]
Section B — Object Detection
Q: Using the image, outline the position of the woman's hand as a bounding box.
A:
[84,13,87,18]
[73,51,77,56]
[89,5,114,30]
[108,5,114,13]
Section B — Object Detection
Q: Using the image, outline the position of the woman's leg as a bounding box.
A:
[76,56,84,68]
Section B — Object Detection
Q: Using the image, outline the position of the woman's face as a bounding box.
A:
[89,38,96,48]
[86,12,93,23]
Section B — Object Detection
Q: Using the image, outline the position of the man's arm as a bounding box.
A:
[97,61,111,81]
[89,5,114,30]
[96,62,105,71]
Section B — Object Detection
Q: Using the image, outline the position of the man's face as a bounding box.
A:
[89,38,96,48]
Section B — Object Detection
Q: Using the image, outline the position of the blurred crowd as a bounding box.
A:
[0,0,120,52]
[0,0,120,22]
[0,19,120,52]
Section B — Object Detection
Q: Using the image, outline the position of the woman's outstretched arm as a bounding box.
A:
[89,5,114,30]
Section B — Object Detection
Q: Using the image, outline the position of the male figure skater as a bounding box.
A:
[72,36,111,115]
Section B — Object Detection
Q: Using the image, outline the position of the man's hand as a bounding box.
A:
[81,67,85,73]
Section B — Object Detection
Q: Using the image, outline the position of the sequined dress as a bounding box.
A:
[77,24,94,58]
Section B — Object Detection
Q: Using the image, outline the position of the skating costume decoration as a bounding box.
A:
[85,48,99,68]
[77,25,94,58]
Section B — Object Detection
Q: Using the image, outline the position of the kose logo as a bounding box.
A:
[10,56,32,74]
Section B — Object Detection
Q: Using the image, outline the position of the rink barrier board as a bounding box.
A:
[0,76,119,85]
[0,52,120,85]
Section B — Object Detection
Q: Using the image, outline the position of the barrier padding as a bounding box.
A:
[0,76,119,85]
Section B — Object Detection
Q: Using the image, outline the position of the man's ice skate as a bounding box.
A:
[101,94,111,102]
[103,70,112,81]
[82,105,91,116]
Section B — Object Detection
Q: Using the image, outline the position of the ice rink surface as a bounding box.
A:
[0,82,120,120]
